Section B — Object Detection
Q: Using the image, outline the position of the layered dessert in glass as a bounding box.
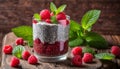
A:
[33,3,70,62]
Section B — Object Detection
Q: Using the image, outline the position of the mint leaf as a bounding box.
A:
[85,32,108,49]
[82,47,95,55]
[56,4,66,14]
[81,10,101,31]
[12,26,33,46]
[51,15,57,23]
[33,13,41,21]
[95,53,115,60]
[69,37,83,47]
[50,2,57,14]
[70,20,81,32]
[12,45,25,58]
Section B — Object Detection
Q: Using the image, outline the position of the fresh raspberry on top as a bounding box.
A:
[28,55,38,64]
[56,12,66,20]
[50,12,54,16]
[15,38,24,45]
[40,9,51,20]
[34,38,41,44]
[72,55,82,66]
[22,50,31,60]
[58,19,69,26]
[111,46,120,57]
[82,53,93,63]
[71,47,82,56]
[3,45,13,54]
[45,19,51,23]
[10,56,20,67]
[32,19,38,24]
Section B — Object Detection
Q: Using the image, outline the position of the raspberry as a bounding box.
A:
[82,53,93,63]
[34,38,41,44]
[72,55,82,66]
[32,19,38,24]
[58,19,69,26]
[22,50,31,60]
[111,46,120,57]
[71,47,82,56]
[3,45,13,54]
[40,9,50,20]
[10,56,20,67]
[50,12,54,16]
[56,12,66,20]
[45,19,51,23]
[15,38,24,45]
[28,55,38,64]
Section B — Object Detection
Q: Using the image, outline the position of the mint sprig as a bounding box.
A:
[95,53,115,60]
[81,10,101,31]
[12,45,25,58]
[50,2,67,15]
[69,10,108,49]
[33,13,41,21]
[12,26,33,46]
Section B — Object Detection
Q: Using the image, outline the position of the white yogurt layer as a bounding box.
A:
[33,22,69,44]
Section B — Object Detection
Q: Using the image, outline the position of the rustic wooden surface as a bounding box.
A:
[0,32,103,69]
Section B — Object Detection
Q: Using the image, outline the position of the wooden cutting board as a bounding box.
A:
[1,32,120,69]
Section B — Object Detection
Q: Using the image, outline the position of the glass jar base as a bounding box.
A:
[34,52,68,62]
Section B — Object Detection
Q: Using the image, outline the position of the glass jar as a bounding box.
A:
[33,21,70,62]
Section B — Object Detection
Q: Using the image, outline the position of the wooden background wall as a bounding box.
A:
[0,0,120,43]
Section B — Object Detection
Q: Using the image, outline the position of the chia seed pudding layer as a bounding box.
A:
[33,22,70,44]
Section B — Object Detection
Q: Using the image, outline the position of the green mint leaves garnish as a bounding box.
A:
[81,10,101,31]
[95,53,115,60]
[50,2,57,14]
[12,26,33,46]
[50,2,67,15]
[12,45,25,58]
[33,13,41,21]
[82,47,95,55]
[69,10,108,49]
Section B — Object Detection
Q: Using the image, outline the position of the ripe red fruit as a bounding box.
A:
[40,9,51,20]
[28,55,38,64]
[3,45,13,54]
[58,19,70,26]
[111,46,120,57]
[72,55,82,66]
[10,56,20,67]
[32,20,38,24]
[50,12,54,16]
[56,12,66,20]
[45,19,51,23]
[82,53,93,63]
[15,38,24,45]
[71,47,82,56]
[22,50,31,60]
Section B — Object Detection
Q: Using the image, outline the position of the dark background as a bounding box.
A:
[0,0,120,62]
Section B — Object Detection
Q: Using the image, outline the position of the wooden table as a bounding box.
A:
[1,32,120,69]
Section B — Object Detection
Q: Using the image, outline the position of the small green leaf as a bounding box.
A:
[51,15,57,23]
[69,37,83,47]
[70,20,81,32]
[12,45,25,58]
[56,4,66,14]
[50,2,57,13]
[81,10,101,31]
[33,13,41,21]
[95,53,115,60]
[85,32,108,49]
[12,26,33,46]
[82,47,95,54]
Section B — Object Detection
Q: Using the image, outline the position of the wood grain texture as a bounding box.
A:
[1,32,102,69]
